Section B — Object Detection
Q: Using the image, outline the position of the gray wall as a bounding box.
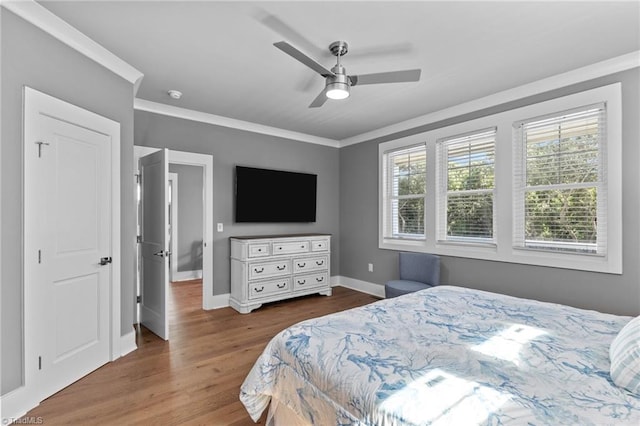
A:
[1,10,135,394]
[134,111,341,295]
[340,68,640,317]
[168,164,204,273]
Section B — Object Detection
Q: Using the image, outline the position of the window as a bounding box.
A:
[437,129,496,244]
[378,83,620,273]
[513,105,606,255]
[382,144,427,240]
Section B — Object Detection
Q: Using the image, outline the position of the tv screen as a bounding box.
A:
[235,166,317,223]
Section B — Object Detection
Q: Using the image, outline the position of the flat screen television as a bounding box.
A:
[235,166,317,223]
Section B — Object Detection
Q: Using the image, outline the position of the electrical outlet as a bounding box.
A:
[217,223,223,232]
[368,263,373,272]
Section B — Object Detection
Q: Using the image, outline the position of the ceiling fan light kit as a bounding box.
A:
[326,83,350,100]
[274,40,421,108]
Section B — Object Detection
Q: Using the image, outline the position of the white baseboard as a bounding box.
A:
[1,386,37,425]
[172,269,202,282]
[331,275,385,298]
[206,293,230,310]
[120,328,137,357]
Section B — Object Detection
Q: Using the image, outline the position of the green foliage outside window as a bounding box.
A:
[446,150,494,239]
[392,150,425,236]
[523,115,600,249]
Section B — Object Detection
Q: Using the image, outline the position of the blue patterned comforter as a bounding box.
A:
[240,286,640,425]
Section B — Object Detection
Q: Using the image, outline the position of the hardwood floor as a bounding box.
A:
[24,281,379,425]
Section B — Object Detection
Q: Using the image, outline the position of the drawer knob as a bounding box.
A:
[297,280,306,285]
[316,260,324,266]
[254,286,264,293]
[277,283,286,289]
[277,265,286,271]
[254,267,264,274]
[297,262,306,268]
[316,277,324,282]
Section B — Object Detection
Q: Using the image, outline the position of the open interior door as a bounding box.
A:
[139,148,170,340]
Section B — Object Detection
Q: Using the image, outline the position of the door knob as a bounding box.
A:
[153,250,171,258]
[99,256,112,265]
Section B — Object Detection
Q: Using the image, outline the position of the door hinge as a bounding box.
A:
[38,356,42,370]
[38,249,41,264]
[136,295,141,303]
[136,235,142,243]
[135,173,141,184]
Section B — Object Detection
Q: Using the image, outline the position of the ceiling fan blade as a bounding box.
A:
[309,89,328,108]
[274,41,334,77]
[259,13,325,59]
[349,69,421,86]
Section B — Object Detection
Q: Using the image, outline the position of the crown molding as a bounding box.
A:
[2,0,144,93]
[134,99,341,148]
[339,50,640,147]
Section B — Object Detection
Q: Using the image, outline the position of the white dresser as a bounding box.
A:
[230,234,332,313]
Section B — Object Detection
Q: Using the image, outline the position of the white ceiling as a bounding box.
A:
[40,1,640,142]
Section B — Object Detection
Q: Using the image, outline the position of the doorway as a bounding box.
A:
[168,164,204,282]
[133,146,214,339]
[168,172,178,282]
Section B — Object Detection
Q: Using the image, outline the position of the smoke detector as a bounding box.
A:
[167,90,182,100]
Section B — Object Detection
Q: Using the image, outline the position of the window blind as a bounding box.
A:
[513,104,606,254]
[383,143,427,239]
[437,129,496,243]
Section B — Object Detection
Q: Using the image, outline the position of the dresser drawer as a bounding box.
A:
[248,243,270,257]
[248,259,290,280]
[293,255,328,273]
[249,278,290,300]
[293,272,328,291]
[273,240,309,255]
[311,240,329,251]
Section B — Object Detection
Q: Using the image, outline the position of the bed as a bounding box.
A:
[240,286,640,425]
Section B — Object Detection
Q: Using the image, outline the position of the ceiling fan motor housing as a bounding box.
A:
[326,64,350,99]
[329,64,349,84]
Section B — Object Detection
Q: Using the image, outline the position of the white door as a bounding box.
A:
[139,149,170,340]
[23,87,118,402]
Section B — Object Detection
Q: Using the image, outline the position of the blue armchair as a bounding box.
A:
[385,252,440,298]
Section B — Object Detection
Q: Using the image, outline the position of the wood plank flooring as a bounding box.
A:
[23,281,379,425]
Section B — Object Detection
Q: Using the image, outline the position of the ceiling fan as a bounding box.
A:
[274,40,421,108]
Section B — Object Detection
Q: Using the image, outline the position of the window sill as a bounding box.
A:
[379,239,621,274]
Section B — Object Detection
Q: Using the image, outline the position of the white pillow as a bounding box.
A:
[610,315,640,394]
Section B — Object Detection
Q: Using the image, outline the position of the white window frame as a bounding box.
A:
[379,83,621,274]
